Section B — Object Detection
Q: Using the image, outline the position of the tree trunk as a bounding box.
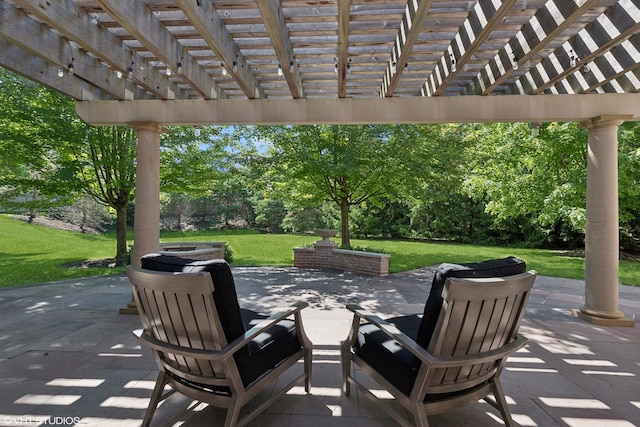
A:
[115,205,128,266]
[340,200,350,248]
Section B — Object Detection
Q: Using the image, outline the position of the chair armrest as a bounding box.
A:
[345,305,528,368]
[425,334,528,368]
[134,329,226,360]
[222,301,309,357]
[345,304,437,365]
[134,301,309,361]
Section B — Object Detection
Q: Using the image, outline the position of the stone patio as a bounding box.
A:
[0,266,638,426]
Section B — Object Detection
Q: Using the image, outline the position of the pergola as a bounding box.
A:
[1,0,638,326]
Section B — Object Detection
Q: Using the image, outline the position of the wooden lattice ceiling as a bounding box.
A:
[1,0,639,102]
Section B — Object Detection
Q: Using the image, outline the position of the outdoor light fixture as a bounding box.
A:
[569,49,578,68]
[277,65,283,76]
[221,65,227,75]
[127,61,134,79]
[512,55,518,70]
[347,58,352,75]
[289,60,294,73]
[450,54,456,72]
[57,67,64,78]
[115,70,123,79]
[66,43,75,76]
[166,68,172,76]
[177,61,183,74]
[233,55,238,72]
[391,61,397,73]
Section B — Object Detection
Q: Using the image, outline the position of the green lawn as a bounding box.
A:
[1,214,638,287]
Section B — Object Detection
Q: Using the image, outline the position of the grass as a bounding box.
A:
[0,215,125,287]
[1,214,638,287]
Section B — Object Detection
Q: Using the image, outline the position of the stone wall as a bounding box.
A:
[331,249,390,276]
[293,241,390,276]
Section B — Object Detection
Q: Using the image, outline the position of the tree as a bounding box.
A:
[243,125,428,247]
[160,126,230,195]
[0,68,85,214]
[78,126,137,264]
[1,68,137,263]
[390,123,478,241]
[463,122,589,247]
[211,176,255,228]
[160,192,193,230]
[618,121,640,251]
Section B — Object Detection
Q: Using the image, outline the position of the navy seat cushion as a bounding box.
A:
[354,257,526,397]
[237,309,302,386]
[140,254,302,387]
[416,256,526,349]
[354,314,421,396]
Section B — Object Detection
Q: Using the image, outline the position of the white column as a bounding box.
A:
[577,116,634,326]
[130,122,164,267]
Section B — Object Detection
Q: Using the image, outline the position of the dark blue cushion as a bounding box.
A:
[237,309,302,386]
[354,314,421,396]
[416,256,526,349]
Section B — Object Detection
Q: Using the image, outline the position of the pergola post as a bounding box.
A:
[120,121,164,314]
[576,116,634,326]
[130,122,164,266]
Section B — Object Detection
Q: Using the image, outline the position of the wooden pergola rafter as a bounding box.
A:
[521,0,640,94]
[177,0,263,99]
[2,0,639,100]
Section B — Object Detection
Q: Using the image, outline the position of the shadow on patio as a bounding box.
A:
[0,267,638,426]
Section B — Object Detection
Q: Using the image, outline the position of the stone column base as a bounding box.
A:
[572,309,635,327]
[119,298,138,315]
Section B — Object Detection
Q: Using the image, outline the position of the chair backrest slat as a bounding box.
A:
[156,290,191,370]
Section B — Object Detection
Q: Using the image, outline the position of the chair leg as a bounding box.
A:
[339,340,351,396]
[304,346,313,393]
[142,371,169,427]
[413,404,430,427]
[488,378,516,427]
[224,400,242,427]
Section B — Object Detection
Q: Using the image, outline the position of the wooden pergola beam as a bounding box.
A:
[76,93,640,126]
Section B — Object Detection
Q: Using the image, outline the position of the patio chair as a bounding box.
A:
[127,254,313,427]
[341,257,536,427]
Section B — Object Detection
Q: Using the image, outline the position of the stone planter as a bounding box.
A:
[315,228,338,239]
[159,241,225,260]
[293,240,390,276]
[314,228,338,247]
